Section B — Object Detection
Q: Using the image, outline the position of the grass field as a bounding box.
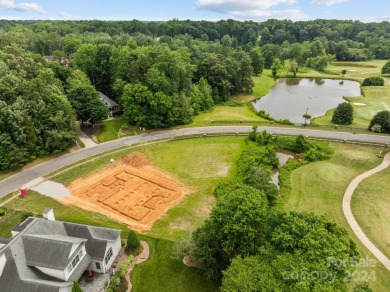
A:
[131,236,219,292]
[140,137,245,240]
[97,117,140,143]
[191,105,265,126]
[352,165,390,259]
[48,137,245,241]
[312,60,390,129]
[283,143,390,291]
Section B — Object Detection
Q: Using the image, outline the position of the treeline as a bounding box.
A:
[0,46,78,170]
[1,18,389,170]
[0,19,389,60]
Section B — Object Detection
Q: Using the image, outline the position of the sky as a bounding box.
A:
[0,0,389,22]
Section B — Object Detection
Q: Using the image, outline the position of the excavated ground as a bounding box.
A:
[65,152,191,231]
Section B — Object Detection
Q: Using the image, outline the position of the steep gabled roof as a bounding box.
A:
[64,223,114,261]
[23,234,86,270]
[98,91,119,108]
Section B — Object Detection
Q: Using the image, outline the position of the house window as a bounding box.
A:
[96,262,101,270]
[104,248,113,265]
[67,249,84,274]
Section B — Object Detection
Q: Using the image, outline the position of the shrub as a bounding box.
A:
[106,255,134,292]
[372,124,382,133]
[381,60,390,75]
[332,102,353,124]
[72,282,82,292]
[342,69,347,76]
[369,110,390,133]
[127,230,140,250]
[362,77,384,86]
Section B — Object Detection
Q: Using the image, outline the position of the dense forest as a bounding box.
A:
[0,19,389,170]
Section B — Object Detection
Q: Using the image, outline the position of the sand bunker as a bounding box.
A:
[66,152,191,231]
[353,102,366,106]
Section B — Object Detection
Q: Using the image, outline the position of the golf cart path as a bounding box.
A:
[343,152,390,272]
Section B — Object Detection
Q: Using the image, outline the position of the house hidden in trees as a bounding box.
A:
[98,92,120,117]
[0,208,122,291]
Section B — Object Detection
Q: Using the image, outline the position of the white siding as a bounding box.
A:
[36,245,87,281]
[88,260,104,273]
[0,255,6,278]
[103,237,121,273]
[58,285,72,292]
[36,266,65,281]
[64,246,87,281]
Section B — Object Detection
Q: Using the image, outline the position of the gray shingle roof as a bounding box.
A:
[0,244,72,292]
[98,92,119,108]
[23,234,86,270]
[0,238,12,245]
[11,226,25,232]
[0,216,121,291]
[63,223,107,261]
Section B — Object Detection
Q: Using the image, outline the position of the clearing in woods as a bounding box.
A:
[66,152,191,231]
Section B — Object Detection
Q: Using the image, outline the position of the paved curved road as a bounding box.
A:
[343,152,390,272]
[2,125,390,199]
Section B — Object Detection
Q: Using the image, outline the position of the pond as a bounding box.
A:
[252,78,361,124]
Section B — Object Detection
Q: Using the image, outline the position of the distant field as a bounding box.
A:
[283,143,390,291]
[311,60,390,128]
[191,105,265,126]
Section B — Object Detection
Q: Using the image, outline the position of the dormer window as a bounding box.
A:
[104,247,113,265]
[67,249,84,274]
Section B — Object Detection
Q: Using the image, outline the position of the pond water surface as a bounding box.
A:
[252,78,361,124]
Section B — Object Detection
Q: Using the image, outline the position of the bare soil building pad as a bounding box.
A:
[66,152,191,231]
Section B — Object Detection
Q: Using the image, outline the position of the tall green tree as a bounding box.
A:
[249,47,264,76]
[332,102,353,124]
[74,44,97,85]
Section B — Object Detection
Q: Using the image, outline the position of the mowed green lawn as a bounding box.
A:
[97,117,140,143]
[131,236,219,292]
[139,137,245,240]
[283,143,390,290]
[191,105,266,125]
[352,165,390,259]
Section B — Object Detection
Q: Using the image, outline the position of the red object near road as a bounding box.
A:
[20,187,28,197]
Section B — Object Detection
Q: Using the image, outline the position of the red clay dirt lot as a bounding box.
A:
[65,152,191,231]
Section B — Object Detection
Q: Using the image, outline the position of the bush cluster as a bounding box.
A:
[106,255,134,292]
[362,76,385,86]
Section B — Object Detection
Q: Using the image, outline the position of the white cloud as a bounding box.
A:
[360,16,390,23]
[232,9,306,20]
[0,15,22,19]
[311,0,349,6]
[197,0,297,12]
[58,11,72,18]
[0,0,46,14]
[196,0,304,20]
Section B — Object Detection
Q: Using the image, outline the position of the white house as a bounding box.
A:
[0,208,122,292]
